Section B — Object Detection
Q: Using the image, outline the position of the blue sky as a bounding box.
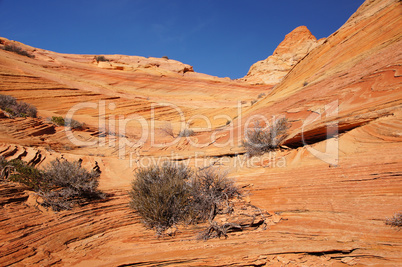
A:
[0,0,365,79]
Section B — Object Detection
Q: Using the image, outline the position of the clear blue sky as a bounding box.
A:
[0,0,365,79]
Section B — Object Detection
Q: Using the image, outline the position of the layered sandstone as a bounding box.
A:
[0,0,401,266]
[242,26,324,85]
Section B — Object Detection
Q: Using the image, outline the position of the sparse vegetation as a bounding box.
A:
[130,163,193,235]
[3,44,35,58]
[51,116,84,129]
[178,128,195,137]
[160,123,175,138]
[129,163,240,235]
[250,99,257,105]
[7,159,45,190]
[65,118,84,129]
[51,116,65,126]
[188,167,240,223]
[95,55,109,62]
[0,157,104,211]
[39,159,104,211]
[162,56,169,60]
[257,93,266,99]
[0,94,37,118]
[386,212,402,228]
[303,81,309,86]
[243,117,290,156]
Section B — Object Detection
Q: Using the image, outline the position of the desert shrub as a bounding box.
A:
[4,44,35,58]
[51,116,65,126]
[243,117,290,156]
[162,56,169,60]
[178,128,195,137]
[250,99,257,105]
[129,163,240,235]
[303,81,309,86]
[129,162,193,235]
[0,156,9,180]
[386,212,402,228]
[65,118,84,129]
[0,94,17,110]
[95,55,109,62]
[51,116,83,129]
[40,159,104,211]
[12,101,37,118]
[188,168,240,222]
[7,159,45,190]
[0,94,37,118]
[0,157,103,211]
[257,93,266,99]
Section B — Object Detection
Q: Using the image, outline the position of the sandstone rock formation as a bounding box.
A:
[242,26,324,85]
[0,0,401,266]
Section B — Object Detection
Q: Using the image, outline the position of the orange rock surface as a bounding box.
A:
[241,26,324,85]
[0,0,401,266]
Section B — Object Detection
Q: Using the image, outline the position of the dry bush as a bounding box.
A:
[129,162,193,235]
[95,55,109,62]
[12,101,37,118]
[178,128,195,137]
[39,159,104,211]
[0,94,37,118]
[4,44,35,58]
[0,156,11,180]
[386,212,402,228]
[129,163,240,235]
[65,118,84,129]
[197,221,242,240]
[243,117,290,156]
[160,123,175,137]
[0,95,17,110]
[188,168,240,222]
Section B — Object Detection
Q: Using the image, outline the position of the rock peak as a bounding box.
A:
[241,25,323,85]
[273,26,317,55]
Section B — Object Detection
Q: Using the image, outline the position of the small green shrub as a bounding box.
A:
[129,163,240,235]
[7,159,46,190]
[51,116,65,126]
[4,44,35,58]
[243,117,290,156]
[51,116,83,129]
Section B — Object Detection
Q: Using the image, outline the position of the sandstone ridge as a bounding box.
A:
[0,0,401,266]
[241,25,324,85]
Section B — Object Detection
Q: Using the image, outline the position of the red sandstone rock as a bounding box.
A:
[242,26,324,85]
